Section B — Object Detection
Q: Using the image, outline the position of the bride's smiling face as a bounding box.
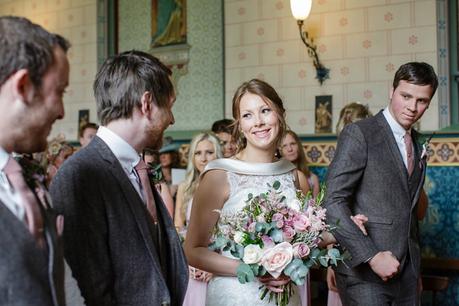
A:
[239,93,280,150]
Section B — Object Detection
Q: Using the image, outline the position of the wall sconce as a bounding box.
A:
[290,0,329,85]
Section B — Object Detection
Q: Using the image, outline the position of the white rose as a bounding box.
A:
[256,215,266,223]
[289,198,301,211]
[260,242,293,278]
[234,231,245,244]
[243,244,263,264]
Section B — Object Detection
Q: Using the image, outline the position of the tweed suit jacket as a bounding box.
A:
[0,178,64,306]
[49,136,188,306]
[324,111,426,283]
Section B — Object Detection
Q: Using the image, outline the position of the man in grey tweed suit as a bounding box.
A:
[50,51,188,306]
[0,17,70,306]
[324,62,438,305]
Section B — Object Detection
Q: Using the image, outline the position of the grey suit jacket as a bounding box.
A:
[50,137,188,306]
[324,112,426,283]
[0,185,64,306]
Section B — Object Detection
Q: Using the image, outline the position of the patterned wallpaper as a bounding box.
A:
[224,0,441,134]
[0,0,99,141]
[118,0,151,52]
[118,0,224,132]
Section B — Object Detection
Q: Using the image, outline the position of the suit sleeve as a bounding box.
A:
[324,124,379,267]
[49,161,114,306]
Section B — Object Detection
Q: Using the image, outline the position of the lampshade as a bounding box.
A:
[290,0,312,21]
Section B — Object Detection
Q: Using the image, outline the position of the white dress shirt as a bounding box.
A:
[96,126,145,201]
[383,107,413,169]
[0,147,25,220]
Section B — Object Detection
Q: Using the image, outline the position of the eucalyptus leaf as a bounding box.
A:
[269,228,284,243]
[309,248,321,259]
[255,222,266,234]
[319,256,329,267]
[327,248,341,259]
[209,236,228,251]
[231,244,244,259]
[236,263,255,284]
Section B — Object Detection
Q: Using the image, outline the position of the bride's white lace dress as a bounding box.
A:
[202,158,306,306]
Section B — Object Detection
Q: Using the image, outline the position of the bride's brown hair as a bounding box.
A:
[231,79,287,153]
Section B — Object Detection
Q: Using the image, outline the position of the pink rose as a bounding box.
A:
[272,213,283,222]
[260,242,293,278]
[282,226,295,242]
[276,220,284,228]
[293,242,310,258]
[292,214,310,232]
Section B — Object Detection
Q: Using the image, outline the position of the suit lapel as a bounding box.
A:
[92,137,167,284]
[375,112,409,193]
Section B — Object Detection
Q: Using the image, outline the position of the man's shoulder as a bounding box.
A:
[54,142,108,183]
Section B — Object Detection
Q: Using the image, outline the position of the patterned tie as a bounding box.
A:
[404,132,414,176]
[134,159,158,223]
[4,157,45,247]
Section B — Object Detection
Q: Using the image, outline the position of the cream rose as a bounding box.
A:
[243,244,263,264]
[260,242,293,278]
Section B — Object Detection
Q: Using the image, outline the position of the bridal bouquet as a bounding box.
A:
[209,181,346,306]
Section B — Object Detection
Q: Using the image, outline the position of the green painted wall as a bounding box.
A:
[118,0,224,133]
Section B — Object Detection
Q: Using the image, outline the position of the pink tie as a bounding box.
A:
[135,159,158,223]
[4,157,45,247]
[404,132,414,176]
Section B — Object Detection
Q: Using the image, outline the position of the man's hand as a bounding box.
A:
[326,267,338,292]
[258,274,290,293]
[350,214,368,236]
[368,251,400,282]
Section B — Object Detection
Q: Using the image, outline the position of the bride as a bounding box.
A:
[184,79,311,305]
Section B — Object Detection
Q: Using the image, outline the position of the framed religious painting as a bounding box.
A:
[151,0,187,48]
[315,95,332,134]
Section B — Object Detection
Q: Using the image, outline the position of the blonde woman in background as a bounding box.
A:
[175,132,222,306]
[335,102,372,135]
[280,130,320,198]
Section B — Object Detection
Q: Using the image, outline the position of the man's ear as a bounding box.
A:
[389,86,394,100]
[140,91,154,117]
[10,69,35,104]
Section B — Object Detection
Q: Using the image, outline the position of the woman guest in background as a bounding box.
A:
[211,118,238,158]
[280,130,320,198]
[159,138,181,198]
[175,132,222,306]
[184,79,311,305]
[143,148,175,218]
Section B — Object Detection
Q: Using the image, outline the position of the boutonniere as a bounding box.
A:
[15,155,50,208]
[419,132,434,160]
[15,155,46,189]
[146,162,164,186]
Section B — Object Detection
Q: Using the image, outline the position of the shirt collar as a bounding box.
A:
[0,147,9,171]
[383,107,411,140]
[96,126,140,172]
